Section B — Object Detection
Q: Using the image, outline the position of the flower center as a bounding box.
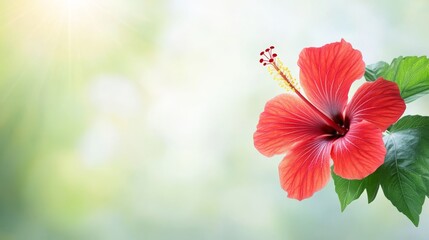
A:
[259,46,348,136]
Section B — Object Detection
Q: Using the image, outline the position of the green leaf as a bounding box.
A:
[364,56,429,103]
[332,169,381,210]
[379,115,429,226]
[332,171,365,211]
[364,61,389,81]
[389,116,429,198]
[364,170,380,204]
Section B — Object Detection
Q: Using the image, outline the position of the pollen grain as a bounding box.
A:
[267,59,300,92]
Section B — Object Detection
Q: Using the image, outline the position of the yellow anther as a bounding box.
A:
[266,58,300,92]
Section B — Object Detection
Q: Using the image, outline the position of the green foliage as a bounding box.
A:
[364,56,429,103]
[333,116,429,226]
[380,115,429,226]
[332,169,380,210]
[364,61,389,81]
[364,170,380,204]
[332,171,365,211]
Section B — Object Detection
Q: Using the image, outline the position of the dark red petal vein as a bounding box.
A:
[254,94,327,157]
[332,121,386,179]
[279,138,333,200]
[298,39,365,118]
[346,78,406,131]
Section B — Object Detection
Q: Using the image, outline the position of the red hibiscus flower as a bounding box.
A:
[254,40,406,200]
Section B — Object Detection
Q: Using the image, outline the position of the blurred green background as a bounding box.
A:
[0,0,429,239]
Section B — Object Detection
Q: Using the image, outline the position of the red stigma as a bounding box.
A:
[259,45,278,66]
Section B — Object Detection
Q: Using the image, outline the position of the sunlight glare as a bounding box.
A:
[63,0,88,12]
[23,0,118,61]
[39,0,100,25]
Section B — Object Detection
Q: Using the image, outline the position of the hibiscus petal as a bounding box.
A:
[298,39,365,119]
[332,121,386,179]
[346,78,406,132]
[279,138,332,200]
[254,94,327,157]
